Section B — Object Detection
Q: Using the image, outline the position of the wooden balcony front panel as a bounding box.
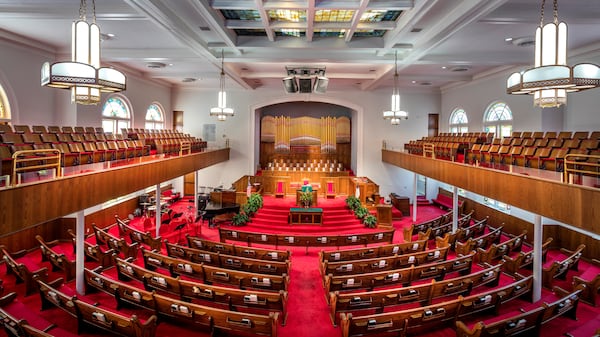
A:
[0,149,229,232]
[382,149,599,234]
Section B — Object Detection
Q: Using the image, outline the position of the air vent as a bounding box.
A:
[147,62,167,69]
[182,78,197,83]
[450,66,470,72]
[419,81,432,86]
[512,36,535,47]
[199,26,211,31]
[411,28,423,33]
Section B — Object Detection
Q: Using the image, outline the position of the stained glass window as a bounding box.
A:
[145,103,164,130]
[484,102,513,138]
[101,95,131,134]
[449,108,469,134]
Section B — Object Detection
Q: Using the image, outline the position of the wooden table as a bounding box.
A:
[288,207,323,225]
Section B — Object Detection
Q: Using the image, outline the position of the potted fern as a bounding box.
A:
[300,191,313,208]
[345,196,361,211]
[232,212,250,226]
[354,206,368,219]
[363,214,377,228]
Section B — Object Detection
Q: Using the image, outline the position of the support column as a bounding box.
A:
[75,211,85,295]
[532,214,542,302]
[155,183,161,237]
[412,173,418,222]
[194,170,199,211]
[452,186,459,232]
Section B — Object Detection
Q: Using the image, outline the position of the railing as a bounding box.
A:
[179,141,192,156]
[423,143,435,159]
[563,154,600,184]
[12,149,61,186]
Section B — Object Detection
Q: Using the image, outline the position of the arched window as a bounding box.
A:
[484,101,513,138]
[102,95,131,134]
[449,108,468,134]
[0,84,11,122]
[145,103,164,130]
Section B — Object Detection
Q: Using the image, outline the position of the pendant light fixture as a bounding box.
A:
[383,51,408,124]
[210,50,234,121]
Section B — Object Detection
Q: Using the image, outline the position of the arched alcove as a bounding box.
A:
[249,96,364,176]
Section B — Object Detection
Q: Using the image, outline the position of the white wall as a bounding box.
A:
[172,85,440,196]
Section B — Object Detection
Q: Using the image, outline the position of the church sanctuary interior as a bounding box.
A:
[2,0,600,336]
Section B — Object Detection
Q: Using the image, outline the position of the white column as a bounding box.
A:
[412,173,418,222]
[452,186,459,232]
[75,211,85,294]
[195,170,199,211]
[155,183,161,237]
[532,214,542,302]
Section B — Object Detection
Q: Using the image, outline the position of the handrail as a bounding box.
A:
[563,154,600,183]
[423,143,435,159]
[12,149,61,186]
[179,140,192,156]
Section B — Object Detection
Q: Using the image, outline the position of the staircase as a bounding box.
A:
[243,196,367,234]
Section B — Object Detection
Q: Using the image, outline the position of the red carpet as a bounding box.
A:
[1,194,599,337]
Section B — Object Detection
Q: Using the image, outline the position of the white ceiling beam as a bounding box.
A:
[254,0,275,42]
[344,0,370,43]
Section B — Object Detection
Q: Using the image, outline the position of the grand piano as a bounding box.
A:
[198,189,240,227]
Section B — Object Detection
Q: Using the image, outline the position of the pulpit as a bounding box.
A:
[376,204,393,228]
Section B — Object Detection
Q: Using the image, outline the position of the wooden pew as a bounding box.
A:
[477,230,527,264]
[542,244,585,289]
[161,243,291,276]
[324,253,474,294]
[340,274,533,337]
[93,224,140,260]
[0,292,55,337]
[455,307,544,337]
[328,263,501,325]
[202,264,290,292]
[218,228,395,251]
[502,237,553,275]
[321,246,449,277]
[85,265,289,326]
[571,258,600,306]
[179,279,288,325]
[67,229,115,268]
[435,217,488,250]
[423,210,474,241]
[455,225,503,256]
[74,298,158,337]
[455,285,582,337]
[115,257,182,296]
[35,277,78,318]
[318,240,427,265]
[35,235,76,282]
[34,274,158,337]
[403,211,452,242]
[0,246,48,296]
[115,215,162,251]
[141,247,206,280]
[84,267,157,311]
[153,293,279,337]
[186,235,291,262]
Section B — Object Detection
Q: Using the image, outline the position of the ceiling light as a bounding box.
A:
[383,51,408,124]
[506,0,600,108]
[41,0,126,105]
[210,50,234,121]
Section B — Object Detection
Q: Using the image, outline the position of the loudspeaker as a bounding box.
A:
[298,77,312,93]
[282,77,298,93]
[313,76,329,93]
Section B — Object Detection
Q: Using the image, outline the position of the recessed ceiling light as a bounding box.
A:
[505,37,513,42]
[441,66,447,69]
[411,80,417,84]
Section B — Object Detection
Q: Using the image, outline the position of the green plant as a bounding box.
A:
[363,214,377,228]
[354,206,368,219]
[244,193,263,216]
[300,191,313,207]
[345,196,361,211]
[232,212,250,226]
